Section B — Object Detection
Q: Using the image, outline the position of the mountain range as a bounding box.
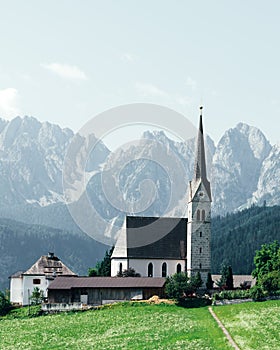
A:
[0,115,279,290]
[0,116,278,227]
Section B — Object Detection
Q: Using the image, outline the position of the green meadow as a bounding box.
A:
[214,300,280,350]
[0,300,279,350]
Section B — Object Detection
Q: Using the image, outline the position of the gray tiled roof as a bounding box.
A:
[24,254,76,276]
[212,275,256,288]
[126,216,187,259]
[48,276,166,290]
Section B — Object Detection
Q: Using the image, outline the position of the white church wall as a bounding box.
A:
[128,259,186,277]
[111,259,129,276]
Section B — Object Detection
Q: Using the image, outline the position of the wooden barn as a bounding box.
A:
[48,276,166,305]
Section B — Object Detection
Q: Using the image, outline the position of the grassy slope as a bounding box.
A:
[0,303,230,350]
[214,300,280,350]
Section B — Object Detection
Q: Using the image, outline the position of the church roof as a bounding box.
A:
[23,253,76,276]
[126,216,187,259]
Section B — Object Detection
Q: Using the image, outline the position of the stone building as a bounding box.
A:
[111,108,212,286]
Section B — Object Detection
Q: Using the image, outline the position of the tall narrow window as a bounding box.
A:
[200,231,202,237]
[176,263,182,273]
[197,210,200,221]
[199,263,202,269]
[202,210,205,221]
[148,263,153,277]
[162,262,167,277]
[119,263,123,274]
[199,247,202,254]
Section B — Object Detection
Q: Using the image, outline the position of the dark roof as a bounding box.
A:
[126,216,187,259]
[48,276,166,290]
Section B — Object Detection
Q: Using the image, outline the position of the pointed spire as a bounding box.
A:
[194,106,207,181]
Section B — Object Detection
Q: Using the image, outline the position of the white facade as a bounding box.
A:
[10,274,51,306]
[111,258,129,277]
[9,276,23,304]
[129,259,186,277]
[111,258,185,277]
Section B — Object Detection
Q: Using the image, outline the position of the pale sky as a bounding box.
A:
[0,0,280,149]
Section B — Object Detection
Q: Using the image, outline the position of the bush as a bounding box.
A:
[250,285,265,301]
[212,289,251,301]
[0,291,12,316]
[178,298,211,308]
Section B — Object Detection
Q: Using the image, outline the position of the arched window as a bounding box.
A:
[197,210,200,221]
[200,231,202,237]
[202,210,205,221]
[162,262,167,277]
[148,263,153,277]
[119,263,123,274]
[176,263,182,273]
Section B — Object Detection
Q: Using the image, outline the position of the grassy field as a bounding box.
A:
[214,300,280,350]
[1,301,279,350]
[0,303,230,350]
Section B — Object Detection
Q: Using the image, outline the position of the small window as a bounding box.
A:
[176,263,182,273]
[199,263,202,269]
[162,262,167,277]
[200,231,202,237]
[33,279,41,285]
[199,247,202,254]
[119,263,123,274]
[202,210,205,221]
[148,263,153,277]
[197,210,200,221]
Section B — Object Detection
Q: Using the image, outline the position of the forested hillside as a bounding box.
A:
[0,219,106,291]
[212,205,280,274]
[1,205,280,291]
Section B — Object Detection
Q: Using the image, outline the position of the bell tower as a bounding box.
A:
[187,107,211,286]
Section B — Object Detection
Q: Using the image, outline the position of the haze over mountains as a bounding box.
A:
[0,115,279,290]
[0,115,278,227]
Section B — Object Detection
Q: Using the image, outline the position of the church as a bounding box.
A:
[111,107,211,286]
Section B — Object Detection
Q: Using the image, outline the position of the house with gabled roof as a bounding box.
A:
[9,252,76,305]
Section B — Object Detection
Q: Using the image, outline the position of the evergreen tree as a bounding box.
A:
[88,246,114,277]
[226,266,234,290]
[217,264,234,290]
[206,272,214,290]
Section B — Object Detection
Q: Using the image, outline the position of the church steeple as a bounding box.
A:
[189,106,211,201]
[194,106,207,181]
[187,107,212,287]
